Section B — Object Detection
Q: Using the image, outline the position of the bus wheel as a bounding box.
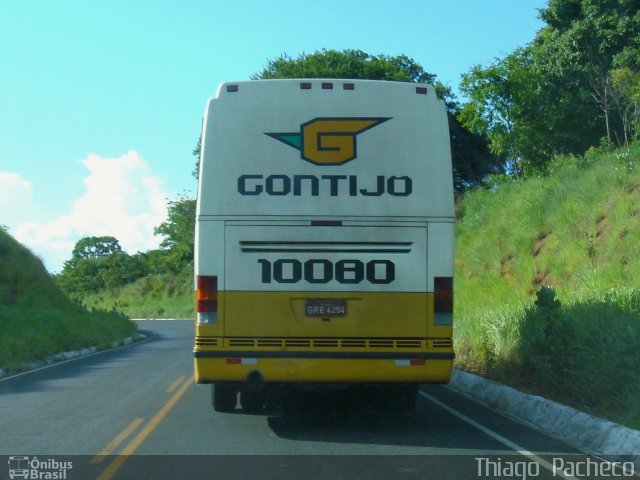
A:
[212,384,237,412]
[240,390,265,413]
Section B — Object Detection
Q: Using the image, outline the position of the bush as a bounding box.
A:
[516,287,640,425]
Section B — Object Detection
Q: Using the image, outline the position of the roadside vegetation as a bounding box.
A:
[0,229,136,372]
[82,269,194,319]
[455,144,640,429]
[55,197,196,319]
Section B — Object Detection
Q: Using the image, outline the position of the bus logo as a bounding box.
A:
[8,457,29,479]
[266,117,391,166]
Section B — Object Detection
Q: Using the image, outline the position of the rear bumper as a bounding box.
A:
[194,352,454,384]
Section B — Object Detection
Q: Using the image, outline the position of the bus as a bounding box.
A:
[194,79,454,413]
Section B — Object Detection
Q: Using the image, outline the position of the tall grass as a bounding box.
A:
[455,144,640,429]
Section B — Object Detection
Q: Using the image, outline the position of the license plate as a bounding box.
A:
[305,299,347,317]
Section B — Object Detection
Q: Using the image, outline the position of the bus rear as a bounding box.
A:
[194,79,454,412]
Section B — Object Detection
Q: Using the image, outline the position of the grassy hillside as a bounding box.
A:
[0,230,136,371]
[454,144,640,429]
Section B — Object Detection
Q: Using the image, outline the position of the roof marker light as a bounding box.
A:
[343,83,355,90]
[416,86,428,95]
[322,82,333,90]
[300,82,312,90]
[226,84,238,92]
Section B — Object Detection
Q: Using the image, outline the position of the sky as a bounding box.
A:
[0,0,546,273]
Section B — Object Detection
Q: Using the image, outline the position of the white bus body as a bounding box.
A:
[194,79,454,412]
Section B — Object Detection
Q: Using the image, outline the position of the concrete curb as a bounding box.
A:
[0,333,147,380]
[448,369,640,469]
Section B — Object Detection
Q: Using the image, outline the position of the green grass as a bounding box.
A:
[0,229,136,371]
[455,144,640,429]
[82,268,195,318]
[0,306,136,370]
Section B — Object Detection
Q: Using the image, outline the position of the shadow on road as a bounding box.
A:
[261,387,496,450]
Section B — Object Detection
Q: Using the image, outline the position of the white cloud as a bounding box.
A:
[13,151,169,273]
[0,171,34,227]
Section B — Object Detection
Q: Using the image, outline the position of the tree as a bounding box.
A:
[71,236,121,260]
[100,252,145,288]
[458,0,640,174]
[255,49,437,83]
[154,197,196,271]
[57,236,144,297]
[611,67,640,146]
[459,48,550,176]
[535,0,640,147]
[192,136,201,179]
[57,256,103,296]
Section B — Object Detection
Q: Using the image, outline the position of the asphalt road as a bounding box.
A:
[0,321,624,480]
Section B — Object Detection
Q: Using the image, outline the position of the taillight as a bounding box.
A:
[197,275,218,324]
[434,277,453,325]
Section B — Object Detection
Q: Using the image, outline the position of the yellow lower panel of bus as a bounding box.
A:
[195,290,453,384]
[215,290,451,338]
[194,357,453,384]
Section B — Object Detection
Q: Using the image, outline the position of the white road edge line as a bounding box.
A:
[444,383,640,478]
[419,391,579,480]
[0,334,152,383]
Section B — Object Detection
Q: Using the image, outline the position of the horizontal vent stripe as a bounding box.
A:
[223,337,427,349]
[226,336,424,340]
[195,351,455,360]
[195,336,220,347]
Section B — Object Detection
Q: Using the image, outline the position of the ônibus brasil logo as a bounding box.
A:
[266,117,391,166]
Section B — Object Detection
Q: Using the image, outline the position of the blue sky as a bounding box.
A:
[0,0,545,272]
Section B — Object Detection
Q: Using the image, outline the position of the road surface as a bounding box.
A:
[0,321,624,479]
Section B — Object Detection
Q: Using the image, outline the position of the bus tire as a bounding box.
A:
[240,390,265,413]
[212,384,237,412]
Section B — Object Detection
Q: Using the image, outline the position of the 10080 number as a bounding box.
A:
[257,259,395,284]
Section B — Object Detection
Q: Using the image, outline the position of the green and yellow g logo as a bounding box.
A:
[266,117,391,165]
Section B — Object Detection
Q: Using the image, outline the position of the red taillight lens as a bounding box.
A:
[434,277,453,313]
[197,275,218,313]
[434,277,453,326]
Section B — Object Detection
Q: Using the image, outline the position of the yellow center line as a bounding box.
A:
[90,418,144,465]
[96,375,194,480]
[166,375,186,393]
